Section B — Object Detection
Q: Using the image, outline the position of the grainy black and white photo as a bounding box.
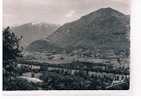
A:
[3,0,130,91]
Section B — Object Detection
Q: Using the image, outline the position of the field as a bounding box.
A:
[18,51,129,90]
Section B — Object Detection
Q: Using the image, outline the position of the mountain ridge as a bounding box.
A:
[11,22,60,47]
[27,7,130,53]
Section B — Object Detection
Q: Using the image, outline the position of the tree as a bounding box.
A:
[3,27,23,90]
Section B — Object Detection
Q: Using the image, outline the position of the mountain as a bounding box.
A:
[27,7,130,53]
[11,22,60,47]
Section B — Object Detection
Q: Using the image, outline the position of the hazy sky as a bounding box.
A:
[3,0,130,26]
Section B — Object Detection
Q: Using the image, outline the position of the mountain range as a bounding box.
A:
[11,22,60,47]
[26,7,130,53]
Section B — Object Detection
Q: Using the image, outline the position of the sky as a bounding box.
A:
[3,0,130,27]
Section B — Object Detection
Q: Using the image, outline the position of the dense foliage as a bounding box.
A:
[40,69,129,90]
[3,27,23,90]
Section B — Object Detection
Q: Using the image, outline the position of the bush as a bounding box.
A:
[3,27,23,90]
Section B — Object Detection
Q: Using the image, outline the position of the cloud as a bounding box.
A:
[65,10,76,18]
[110,0,130,4]
[3,0,130,26]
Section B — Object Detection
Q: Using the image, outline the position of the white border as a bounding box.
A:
[0,0,3,96]
[131,0,141,96]
[2,90,133,96]
[1,0,141,96]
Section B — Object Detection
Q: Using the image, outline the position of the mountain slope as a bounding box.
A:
[12,23,60,47]
[27,7,130,52]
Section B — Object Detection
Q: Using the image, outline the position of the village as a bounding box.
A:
[17,48,129,90]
